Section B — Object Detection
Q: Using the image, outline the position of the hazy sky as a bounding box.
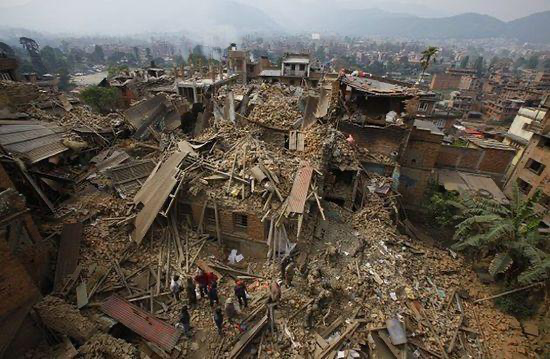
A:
[1,0,549,21]
[0,0,549,40]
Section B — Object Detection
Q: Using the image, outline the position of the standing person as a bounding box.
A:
[280,255,291,280]
[206,271,219,290]
[269,279,281,303]
[208,281,219,307]
[214,307,224,335]
[225,297,238,323]
[177,306,192,337]
[234,280,248,308]
[194,269,208,299]
[170,275,181,300]
[284,262,295,287]
[186,277,197,306]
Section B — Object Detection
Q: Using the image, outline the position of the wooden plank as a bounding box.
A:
[314,332,328,349]
[197,200,208,235]
[213,201,222,246]
[316,321,360,359]
[229,315,268,359]
[76,281,88,309]
[296,131,304,152]
[289,131,297,150]
[59,265,82,296]
[54,223,83,291]
[319,316,345,338]
[378,330,401,358]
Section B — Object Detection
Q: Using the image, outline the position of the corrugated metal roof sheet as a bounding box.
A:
[53,223,83,290]
[286,162,313,214]
[0,121,67,163]
[106,160,156,198]
[437,169,508,204]
[101,295,181,351]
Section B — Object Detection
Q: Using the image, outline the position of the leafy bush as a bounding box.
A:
[80,86,120,114]
[494,291,537,318]
[451,185,549,285]
[424,182,460,227]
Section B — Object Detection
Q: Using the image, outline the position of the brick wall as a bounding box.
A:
[338,122,406,156]
[398,167,433,204]
[182,198,268,257]
[436,145,514,184]
[430,73,461,90]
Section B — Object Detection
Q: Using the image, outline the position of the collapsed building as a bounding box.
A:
[0,64,540,359]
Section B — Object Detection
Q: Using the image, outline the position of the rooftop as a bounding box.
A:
[504,132,528,145]
[413,119,444,136]
[468,138,515,151]
[437,169,508,204]
[177,74,238,88]
[342,75,410,96]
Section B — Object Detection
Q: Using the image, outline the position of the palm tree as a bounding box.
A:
[418,46,438,84]
[450,185,549,285]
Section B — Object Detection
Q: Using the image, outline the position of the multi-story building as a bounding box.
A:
[502,105,548,179]
[449,91,474,114]
[533,71,550,92]
[0,54,17,81]
[483,98,524,122]
[505,110,550,227]
[430,68,477,91]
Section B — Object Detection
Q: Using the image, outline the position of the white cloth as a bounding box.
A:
[170,278,181,292]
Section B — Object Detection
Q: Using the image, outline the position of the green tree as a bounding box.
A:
[80,86,121,113]
[107,65,129,77]
[526,55,539,69]
[451,186,549,285]
[460,55,470,68]
[58,67,73,91]
[40,46,69,73]
[419,46,438,84]
[514,57,526,69]
[91,45,105,63]
[474,56,484,75]
[173,54,185,66]
[489,56,500,68]
[133,46,140,64]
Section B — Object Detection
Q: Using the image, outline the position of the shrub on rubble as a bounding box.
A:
[80,86,121,114]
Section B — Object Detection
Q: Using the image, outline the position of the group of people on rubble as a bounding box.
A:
[171,268,250,338]
[171,254,299,339]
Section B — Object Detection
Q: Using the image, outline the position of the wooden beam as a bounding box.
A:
[213,201,222,246]
[229,315,268,359]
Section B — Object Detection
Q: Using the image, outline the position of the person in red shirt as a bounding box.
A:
[194,269,208,298]
[206,272,218,290]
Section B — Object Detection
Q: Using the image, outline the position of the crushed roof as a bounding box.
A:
[468,138,516,151]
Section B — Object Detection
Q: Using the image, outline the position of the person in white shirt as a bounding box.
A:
[170,275,181,300]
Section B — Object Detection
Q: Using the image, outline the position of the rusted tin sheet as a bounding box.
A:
[101,295,181,351]
[286,162,313,214]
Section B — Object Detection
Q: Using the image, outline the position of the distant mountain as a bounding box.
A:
[308,10,550,44]
[0,0,282,42]
[506,11,550,44]
[0,0,549,44]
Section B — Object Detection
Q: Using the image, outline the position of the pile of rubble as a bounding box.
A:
[79,333,139,359]
[0,78,540,359]
[248,84,303,129]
